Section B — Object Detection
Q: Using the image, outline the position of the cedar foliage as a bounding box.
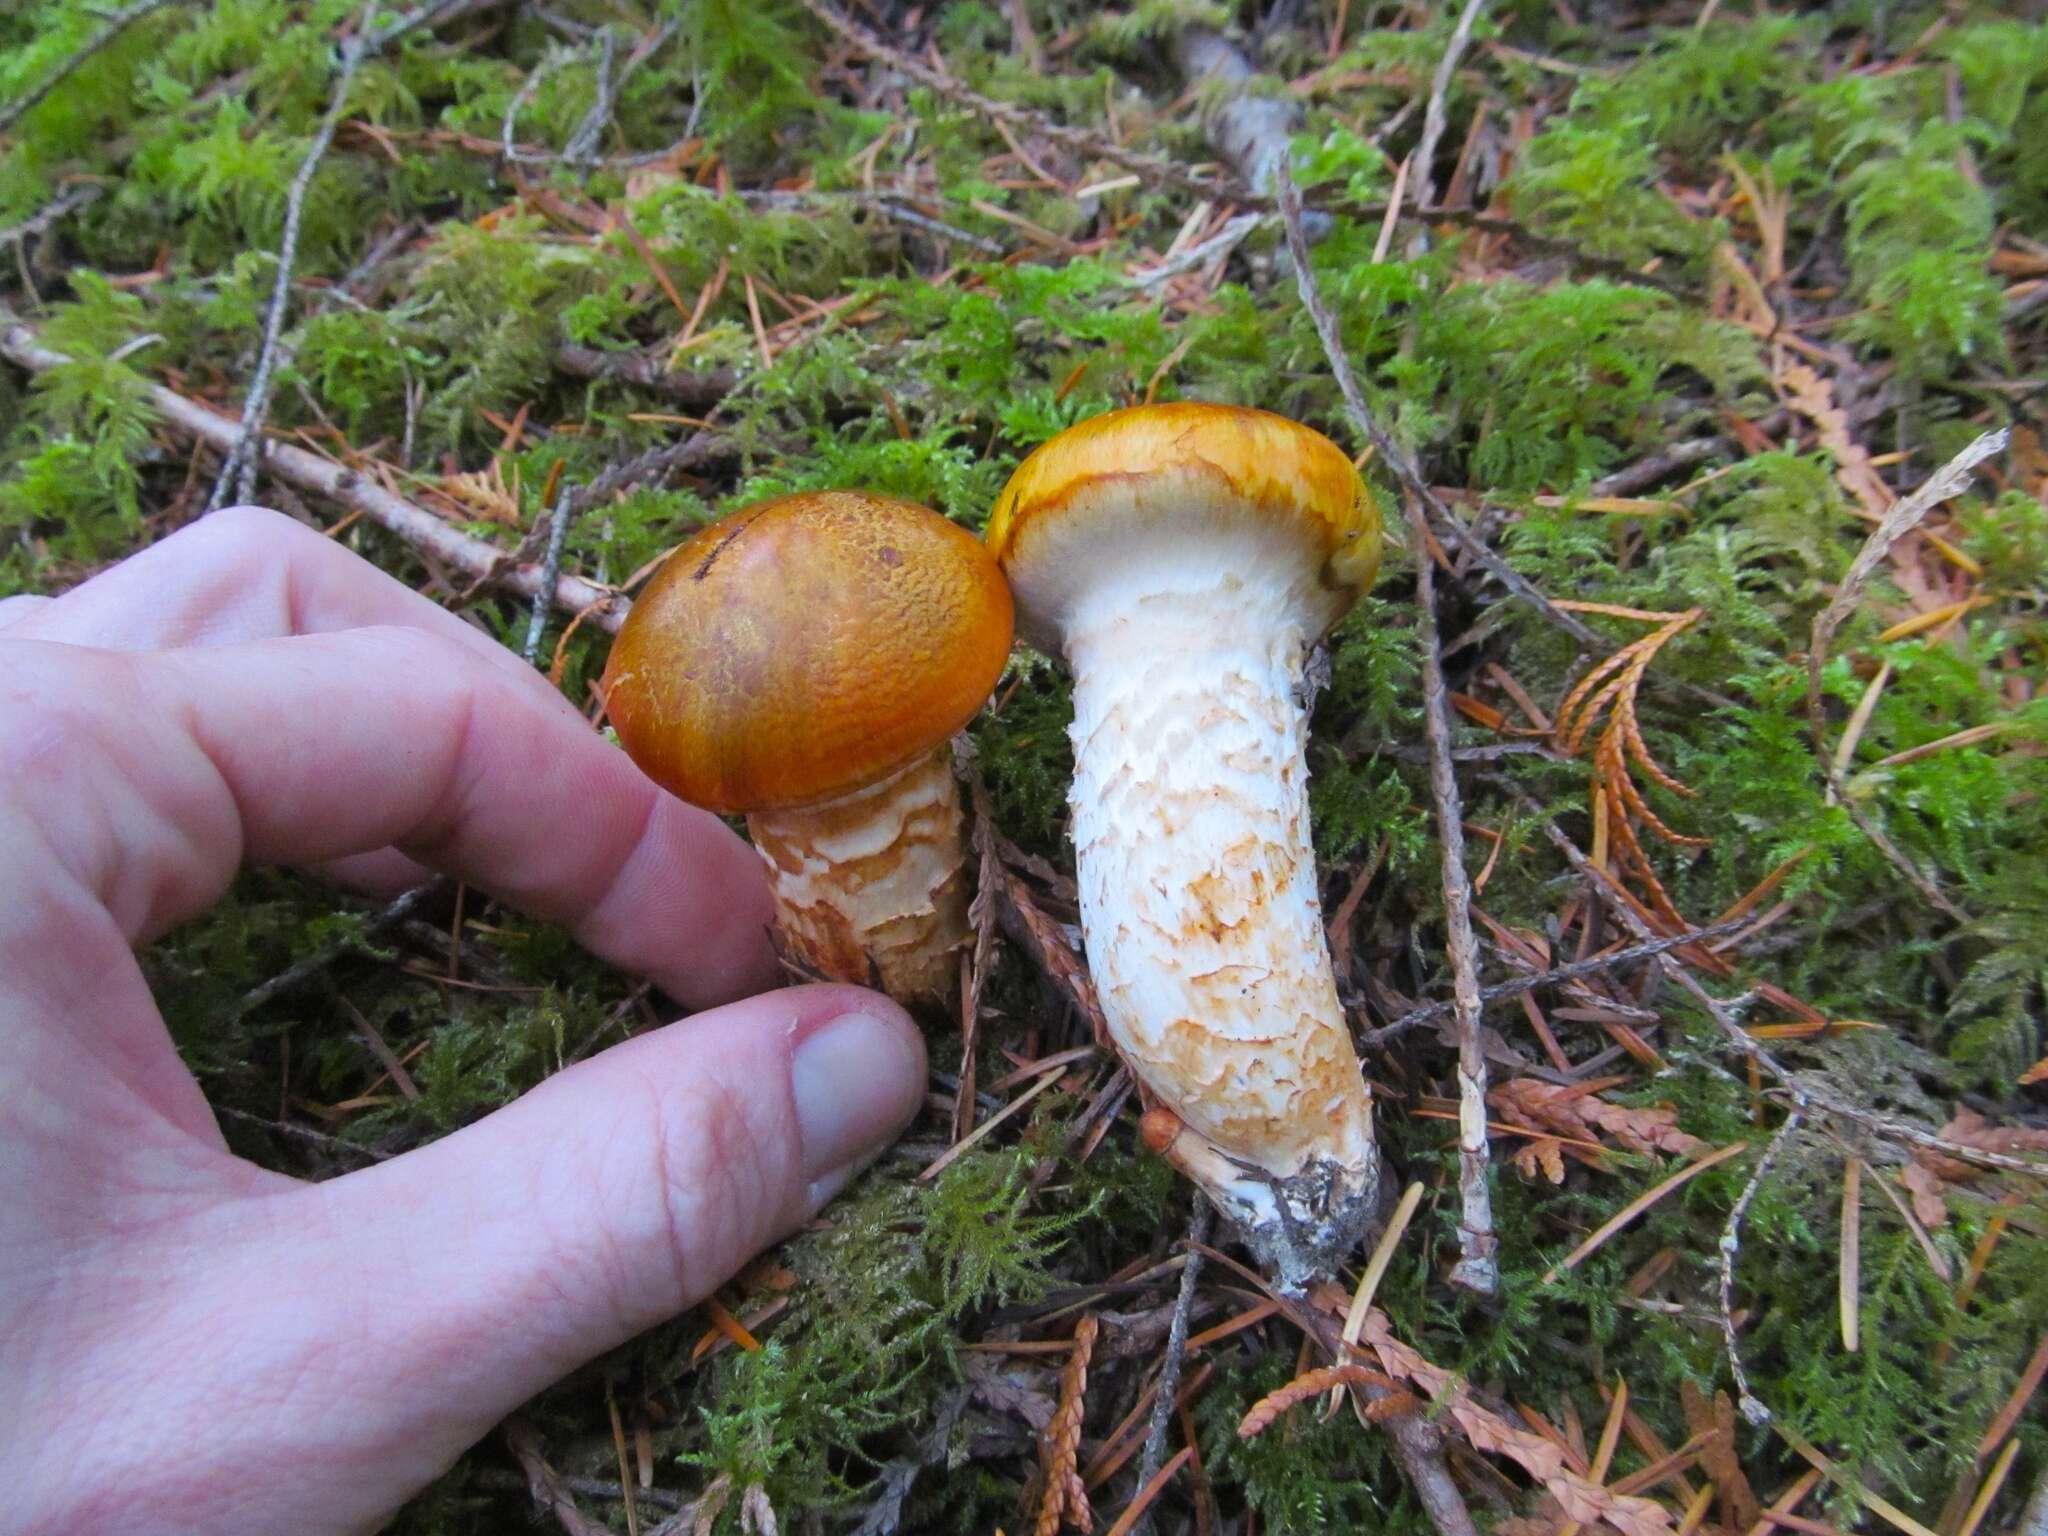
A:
[4,1,2045,1532]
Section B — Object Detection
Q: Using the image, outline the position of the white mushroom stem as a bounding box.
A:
[1061,549,1379,1289]
[745,742,970,1006]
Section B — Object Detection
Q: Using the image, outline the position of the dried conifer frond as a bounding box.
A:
[1033,1313,1099,1536]
[1553,604,1708,924]
[1236,1364,1400,1440]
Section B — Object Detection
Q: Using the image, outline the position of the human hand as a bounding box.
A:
[0,508,927,1534]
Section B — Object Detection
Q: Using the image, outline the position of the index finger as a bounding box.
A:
[3,627,778,1010]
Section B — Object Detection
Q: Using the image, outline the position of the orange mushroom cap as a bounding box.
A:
[601,491,1014,814]
[984,402,1380,647]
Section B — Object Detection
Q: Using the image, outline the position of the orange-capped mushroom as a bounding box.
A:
[986,403,1382,1289]
[603,490,1013,1003]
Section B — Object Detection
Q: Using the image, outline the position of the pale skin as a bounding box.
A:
[0,507,927,1534]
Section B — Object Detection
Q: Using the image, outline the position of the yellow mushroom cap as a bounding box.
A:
[984,402,1380,648]
[601,491,1014,814]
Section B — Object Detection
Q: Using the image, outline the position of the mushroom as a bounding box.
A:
[984,402,1383,1288]
[601,490,1013,1006]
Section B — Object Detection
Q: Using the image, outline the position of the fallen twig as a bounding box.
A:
[209,0,381,511]
[0,306,637,628]
[1365,915,1755,1046]
[1174,28,1299,197]
[555,343,737,406]
[1274,163,1497,1296]
[1410,0,1490,210]
[1276,166,1600,647]
[1133,1197,1211,1536]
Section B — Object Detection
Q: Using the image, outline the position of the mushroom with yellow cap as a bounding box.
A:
[602,490,1013,1006]
[985,402,1382,1289]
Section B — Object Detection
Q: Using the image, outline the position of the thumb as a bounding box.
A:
[258,984,923,1493]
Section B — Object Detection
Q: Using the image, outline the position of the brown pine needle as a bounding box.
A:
[1101,1447,1192,1536]
[1954,1438,2022,1536]
[1974,1330,2048,1462]
[1840,1156,1862,1353]
[1543,1141,1752,1283]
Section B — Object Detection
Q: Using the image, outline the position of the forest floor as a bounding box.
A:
[4,1,2047,1533]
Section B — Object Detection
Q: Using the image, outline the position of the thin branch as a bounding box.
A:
[1805,427,2007,924]
[209,0,380,512]
[560,27,620,168]
[1274,164,1496,1295]
[1364,914,1755,1046]
[1134,1197,1211,1536]
[0,306,638,627]
[0,185,105,250]
[0,0,186,136]
[1275,166,1599,647]
[522,485,577,664]
[234,879,445,1018]
[1173,28,1299,196]
[555,343,738,405]
[1718,1108,1803,1425]
[1410,0,1489,209]
[365,0,514,49]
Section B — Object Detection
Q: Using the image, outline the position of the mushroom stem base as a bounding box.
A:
[746,743,970,1007]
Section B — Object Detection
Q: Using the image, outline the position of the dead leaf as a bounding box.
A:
[1905,1109,2048,1226]
[1492,1079,1706,1164]
[1361,1312,1679,1536]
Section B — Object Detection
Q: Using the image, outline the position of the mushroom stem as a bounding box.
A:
[1064,560,1379,1291]
[745,741,970,1006]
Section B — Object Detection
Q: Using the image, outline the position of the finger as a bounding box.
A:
[4,627,776,1009]
[29,988,924,1530]
[4,506,522,667]
[5,506,586,894]
[218,986,922,1519]
[310,848,437,897]
[0,593,51,630]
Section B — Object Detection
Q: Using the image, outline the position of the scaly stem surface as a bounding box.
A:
[747,743,969,1006]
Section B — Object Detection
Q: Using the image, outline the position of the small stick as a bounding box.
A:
[1271,162,1496,1294]
[798,0,1224,201]
[523,484,578,664]
[209,0,382,511]
[1133,1196,1211,1535]
[1365,916,1753,1045]
[1720,1109,1803,1425]
[1274,165,1598,649]
[0,306,644,628]
[1410,0,1490,209]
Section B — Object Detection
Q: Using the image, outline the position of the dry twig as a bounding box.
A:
[1410,0,1490,209]
[1133,1197,1212,1534]
[209,0,381,511]
[798,0,1226,201]
[0,306,644,626]
[1272,165,1497,1295]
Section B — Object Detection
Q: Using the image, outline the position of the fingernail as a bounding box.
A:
[791,1009,922,1205]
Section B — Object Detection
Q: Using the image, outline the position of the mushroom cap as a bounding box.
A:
[601,490,1014,814]
[984,402,1380,648]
